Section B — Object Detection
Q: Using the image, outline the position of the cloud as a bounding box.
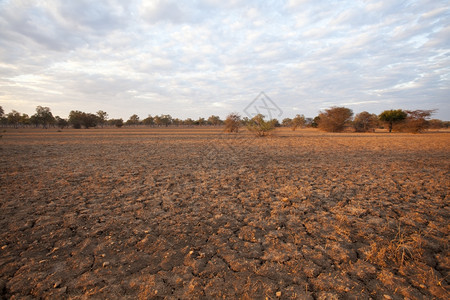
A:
[0,0,449,120]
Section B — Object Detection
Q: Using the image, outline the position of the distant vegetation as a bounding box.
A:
[0,105,447,133]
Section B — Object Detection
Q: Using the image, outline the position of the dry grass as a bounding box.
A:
[0,127,449,299]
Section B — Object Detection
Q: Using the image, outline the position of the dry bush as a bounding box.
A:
[246,114,276,137]
[395,109,436,133]
[224,113,241,133]
[317,107,353,132]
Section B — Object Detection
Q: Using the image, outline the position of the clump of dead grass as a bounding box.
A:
[364,226,424,269]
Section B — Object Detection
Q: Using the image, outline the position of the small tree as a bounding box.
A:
[96,110,108,128]
[19,114,30,127]
[318,107,353,132]
[7,110,21,128]
[69,111,99,129]
[55,116,69,129]
[110,118,124,127]
[353,111,378,132]
[207,115,222,126]
[126,114,140,126]
[160,114,172,127]
[291,114,306,131]
[379,109,407,133]
[224,113,241,133]
[196,117,206,126]
[246,114,276,137]
[34,106,55,129]
[143,115,154,126]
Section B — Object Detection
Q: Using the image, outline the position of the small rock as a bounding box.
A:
[1,245,7,250]
[103,262,110,267]
[54,280,62,288]
[384,295,392,300]
[276,291,282,297]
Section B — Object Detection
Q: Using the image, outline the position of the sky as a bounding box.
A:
[0,0,449,121]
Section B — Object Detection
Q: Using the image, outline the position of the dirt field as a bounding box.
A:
[0,127,448,299]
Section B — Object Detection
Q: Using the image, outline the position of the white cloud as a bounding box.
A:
[0,0,449,120]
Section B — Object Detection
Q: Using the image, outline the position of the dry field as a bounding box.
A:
[0,127,449,299]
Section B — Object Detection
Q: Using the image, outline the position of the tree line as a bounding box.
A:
[0,105,447,133]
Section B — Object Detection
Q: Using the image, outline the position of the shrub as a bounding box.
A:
[224,113,241,133]
[318,107,353,132]
[246,114,276,137]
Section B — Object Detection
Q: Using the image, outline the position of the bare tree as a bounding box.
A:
[353,111,378,132]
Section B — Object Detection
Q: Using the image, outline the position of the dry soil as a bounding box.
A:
[0,127,448,299]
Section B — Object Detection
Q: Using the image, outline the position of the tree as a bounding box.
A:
[0,106,5,126]
[126,114,140,126]
[96,110,108,128]
[160,114,172,127]
[291,114,306,131]
[246,114,276,137]
[69,111,99,129]
[379,109,407,133]
[353,111,378,132]
[143,115,154,126]
[20,114,30,126]
[34,106,55,129]
[196,117,206,126]
[207,115,222,126]
[318,107,353,132]
[184,118,195,126]
[109,118,124,128]
[7,110,21,128]
[55,116,69,129]
[224,113,241,133]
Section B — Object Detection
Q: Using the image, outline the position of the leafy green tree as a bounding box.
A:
[379,110,407,133]
[291,114,306,131]
[246,114,276,137]
[318,107,353,132]
[224,113,241,133]
[353,111,378,132]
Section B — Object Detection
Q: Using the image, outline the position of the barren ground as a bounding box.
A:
[0,127,449,299]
